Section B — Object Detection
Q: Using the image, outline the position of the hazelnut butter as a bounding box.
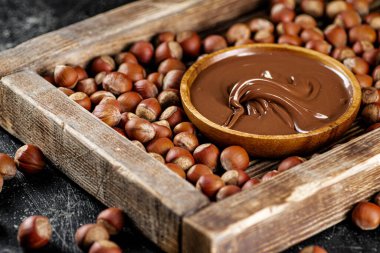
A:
[191,50,352,135]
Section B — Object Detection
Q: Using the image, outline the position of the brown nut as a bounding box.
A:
[352,201,380,230]
[374,192,380,206]
[176,31,202,58]
[89,240,122,253]
[271,0,295,9]
[125,118,156,143]
[278,156,305,172]
[226,23,251,44]
[362,103,380,124]
[99,97,120,111]
[300,27,323,43]
[196,174,225,198]
[102,72,132,95]
[193,143,219,170]
[299,245,328,253]
[115,52,138,65]
[261,170,280,181]
[270,4,295,23]
[203,35,228,54]
[90,55,115,74]
[305,40,332,55]
[76,78,97,96]
[276,22,301,36]
[248,18,274,33]
[75,224,110,250]
[368,14,380,30]
[220,146,250,171]
[373,66,380,82]
[58,87,75,96]
[186,164,213,184]
[162,70,184,90]
[90,91,116,105]
[356,74,373,88]
[17,215,52,249]
[216,185,241,201]
[74,66,88,81]
[326,1,351,19]
[69,92,92,111]
[343,57,369,75]
[0,153,17,180]
[173,122,196,135]
[152,122,173,139]
[134,79,159,99]
[221,169,250,187]
[15,144,46,174]
[146,137,174,156]
[363,49,380,66]
[349,25,377,44]
[97,207,125,235]
[113,127,126,137]
[155,31,176,45]
[118,62,146,82]
[324,24,347,48]
[254,30,275,43]
[166,163,186,179]
[331,47,356,61]
[131,140,146,152]
[300,0,324,18]
[93,103,121,127]
[157,89,180,109]
[278,34,302,46]
[166,147,195,170]
[349,0,369,16]
[352,41,374,55]
[155,41,183,64]
[149,152,165,164]
[235,39,254,46]
[117,91,142,113]
[129,41,154,65]
[241,178,261,190]
[147,72,164,90]
[54,65,78,89]
[159,106,183,127]
[95,71,107,85]
[366,123,380,132]
[294,14,317,29]
[158,58,186,74]
[135,98,161,122]
[173,132,199,152]
[362,87,380,104]
[334,10,362,29]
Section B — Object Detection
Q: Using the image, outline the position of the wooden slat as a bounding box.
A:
[0,70,209,253]
[183,129,380,253]
[0,0,262,77]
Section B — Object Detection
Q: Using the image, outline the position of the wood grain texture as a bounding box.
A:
[183,129,380,253]
[0,0,262,77]
[0,70,208,253]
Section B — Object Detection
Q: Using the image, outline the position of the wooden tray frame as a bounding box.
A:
[1,1,380,252]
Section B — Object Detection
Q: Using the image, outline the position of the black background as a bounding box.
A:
[0,1,379,252]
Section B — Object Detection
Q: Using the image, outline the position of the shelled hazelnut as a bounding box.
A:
[17,215,52,249]
[97,207,125,235]
[75,224,110,250]
[0,153,17,180]
[14,144,46,174]
[89,240,122,253]
[220,146,249,171]
[352,202,380,230]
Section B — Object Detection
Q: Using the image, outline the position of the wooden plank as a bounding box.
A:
[0,0,263,77]
[183,129,380,253]
[0,70,209,253]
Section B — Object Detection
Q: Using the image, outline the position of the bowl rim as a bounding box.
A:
[180,43,362,140]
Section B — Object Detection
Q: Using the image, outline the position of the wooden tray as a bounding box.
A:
[0,1,379,252]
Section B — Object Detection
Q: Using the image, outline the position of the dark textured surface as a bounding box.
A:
[0,1,378,253]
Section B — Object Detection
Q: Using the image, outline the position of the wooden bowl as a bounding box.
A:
[180,44,361,158]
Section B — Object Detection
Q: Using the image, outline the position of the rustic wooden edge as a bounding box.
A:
[183,129,380,253]
[0,70,209,252]
[0,0,263,77]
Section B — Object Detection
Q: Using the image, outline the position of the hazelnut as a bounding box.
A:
[362,87,380,104]
[367,14,380,30]
[193,143,219,170]
[75,224,110,250]
[262,170,280,181]
[324,24,347,48]
[159,106,183,127]
[115,52,138,65]
[326,1,351,19]
[74,66,88,81]
[153,119,171,129]
[158,58,186,74]
[166,147,195,170]
[299,245,328,253]
[0,153,17,180]
[147,72,164,90]
[152,122,172,139]
[352,202,380,230]
[156,31,176,45]
[373,66,380,82]
[366,122,380,133]
[149,152,165,164]
[349,0,369,16]
[43,74,55,85]
[331,47,356,61]
[343,57,369,75]
[15,144,46,174]
[157,89,180,109]
[186,164,213,184]
[254,30,275,43]
[196,174,225,198]
[99,97,120,111]
[300,27,324,43]
[300,0,324,18]
[129,41,154,65]
[135,98,161,122]
[102,72,132,95]
[93,103,121,127]
[90,55,115,74]
[117,91,142,113]
[221,170,250,186]
[374,192,380,206]
[276,22,301,36]
[90,91,116,105]
[162,70,184,90]
[173,132,199,152]
[58,87,75,96]
[220,146,250,171]
[278,156,305,172]
[294,14,317,29]
[113,127,126,137]
[248,18,274,33]
[203,35,228,54]
[134,79,159,99]
[226,23,251,44]
[155,41,183,64]
[76,78,97,96]
[363,49,380,66]
[95,71,107,85]
[352,41,374,55]
[176,31,202,58]
[362,103,380,124]
[125,118,156,143]
[173,122,196,135]
[216,185,241,201]
[270,4,295,23]
[118,62,146,82]
[17,215,52,249]
[235,39,254,46]
[54,65,78,89]
[356,74,373,88]
[305,40,332,55]
[89,240,122,253]
[131,140,146,152]
[242,178,261,190]
[166,163,186,179]
[97,207,125,235]
[146,137,174,156]
[271,0,295,9]
[278,34,302,46]
[334,10,362,29]
[69,92,92,111]
[349,25,377,44]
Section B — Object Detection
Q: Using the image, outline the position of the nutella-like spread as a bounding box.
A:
[191,51,351,135]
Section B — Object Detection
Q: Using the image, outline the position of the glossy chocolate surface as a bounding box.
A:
[191,50,351,135]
